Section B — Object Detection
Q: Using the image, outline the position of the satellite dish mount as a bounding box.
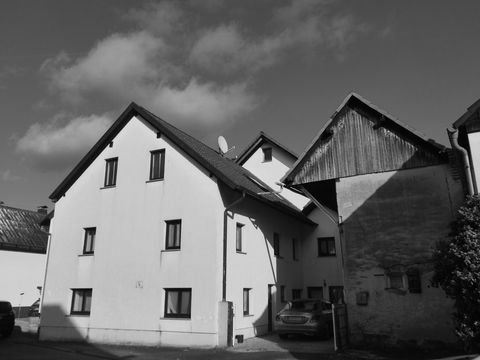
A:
[218,136,235,156]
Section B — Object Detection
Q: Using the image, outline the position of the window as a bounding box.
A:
[165,220,181,250]
[236,223,243,252]
[407,268,422,293]
[83,227,96,255]
[292,289,302,300]
[329,286,344,304]
[292,238,298,260]
[164,288,191,318]
[280,285,286,303]
[71,289,92,315]
[262,147,272,162]
[318,237,336,257]
[307,286,323,299]
[104,158,118,187]
[386,265,405,290]
[149,149,165,180]
[273,233,280,257]
[243,288,251,315]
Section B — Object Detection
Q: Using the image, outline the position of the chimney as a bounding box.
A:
[37,206,48,215]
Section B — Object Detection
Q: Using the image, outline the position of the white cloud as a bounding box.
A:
[148,78,258,127]
[16,114,112,171]
[0,169,21,182]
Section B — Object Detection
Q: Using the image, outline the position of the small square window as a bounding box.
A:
[243,288,251,315]
[262,147,272,162]
[318,237,336,257]
[236,223,243,252]
[104,158,118,187]
[164,288,191,318]
[407,268,422,293]
[165,220,181,250]
[150,149,165,180]
[292,289,302,300]
[273,233,280,257]
[71,289,92,315]
[83,227,96,255]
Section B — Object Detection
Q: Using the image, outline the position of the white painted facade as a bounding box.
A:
[40,115,314,346]
[0,250,45,309]
[240,145,310,210]
[467,132,480,193]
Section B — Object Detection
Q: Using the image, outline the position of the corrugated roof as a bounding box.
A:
[0,205,48,253]
[236,131,299,165]
[50,103,314,225]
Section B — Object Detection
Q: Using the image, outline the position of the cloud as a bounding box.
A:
[148,78,258,127]
[0,170,21,182]
[16,114,112,171]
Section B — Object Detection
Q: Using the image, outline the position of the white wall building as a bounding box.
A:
[39,103,317,347]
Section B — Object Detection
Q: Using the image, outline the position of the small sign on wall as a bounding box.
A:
[136,281,143,289]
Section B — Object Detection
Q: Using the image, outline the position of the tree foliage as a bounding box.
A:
[433,195,480,349]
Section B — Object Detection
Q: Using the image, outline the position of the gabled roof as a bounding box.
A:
[283,92,447,185]
[50,103,313,224]
[0,205,48,254]
[453,97,480,131]
[236,131,298,165]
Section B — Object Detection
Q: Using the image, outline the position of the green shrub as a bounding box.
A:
[433,195,480,350]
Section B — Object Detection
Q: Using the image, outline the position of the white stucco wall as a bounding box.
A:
[225,195,310,340]
[467,132,480,194]
[302,207,343,301]
[40,116,225,346]
[241,146,310,210]
[0,250,45,309]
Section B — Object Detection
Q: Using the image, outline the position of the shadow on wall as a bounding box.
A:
[323,152,465,346]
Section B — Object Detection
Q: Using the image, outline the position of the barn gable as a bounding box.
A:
[283,93,447,185]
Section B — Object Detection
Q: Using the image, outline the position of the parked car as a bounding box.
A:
[28,299,40,317]
[0,301,15,337]
[275,299,333,339]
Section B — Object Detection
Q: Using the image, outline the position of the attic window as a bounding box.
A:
[262,147,272,162]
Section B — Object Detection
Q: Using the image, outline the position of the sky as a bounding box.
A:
[1,0,480,211]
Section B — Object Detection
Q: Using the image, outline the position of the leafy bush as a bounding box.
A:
[433,195,480,350]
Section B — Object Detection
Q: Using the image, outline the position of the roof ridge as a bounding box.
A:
[0,204,44,215]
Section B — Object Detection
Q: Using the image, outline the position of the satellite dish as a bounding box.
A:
[218,136,229,154]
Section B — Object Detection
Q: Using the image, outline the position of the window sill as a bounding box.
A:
[236,251,247,255]
[243,314,254,317]
[146,178,164,183]
[66,314,90,317]
[78,254,94,257]
[161,249,180,252]
[161,317,191,320]
[100,185,116,190]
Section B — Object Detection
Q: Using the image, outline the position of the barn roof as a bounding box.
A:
[283,93,448,185]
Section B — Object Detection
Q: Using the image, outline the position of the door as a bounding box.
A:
[268,284,274,332]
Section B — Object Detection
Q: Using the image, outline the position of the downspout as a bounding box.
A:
[448,128,474,196]
[222,191,246,301]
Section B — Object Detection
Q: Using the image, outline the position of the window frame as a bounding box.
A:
[164,288,192,319]
[82,227,96,255]
[407,268,422,293]
[273,232,280,257]
[70,288,92,315]
[149,149,165,181]
[243,288,251,316]
[236,223,244,252]
[262,147,272,162]
[165,219,182,250]
[104,157,118,187]
[317,237,336,257]
[292,238,298,260]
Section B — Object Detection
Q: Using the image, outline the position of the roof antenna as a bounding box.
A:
[218,136,235,157]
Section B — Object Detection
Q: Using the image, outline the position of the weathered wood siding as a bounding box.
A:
[291,106,444,184]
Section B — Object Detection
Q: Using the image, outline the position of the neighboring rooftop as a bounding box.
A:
[49,103,314,225]
[235,131,298,165]
[0,205,49,254]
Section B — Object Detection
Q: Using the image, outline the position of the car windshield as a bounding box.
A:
[0,301,12,312]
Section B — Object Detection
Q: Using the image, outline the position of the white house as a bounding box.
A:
[39,103,317,347]
[0,204,48,315]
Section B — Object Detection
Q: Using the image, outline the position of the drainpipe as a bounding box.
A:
[222,191,246,301]
[448,128,474,196]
